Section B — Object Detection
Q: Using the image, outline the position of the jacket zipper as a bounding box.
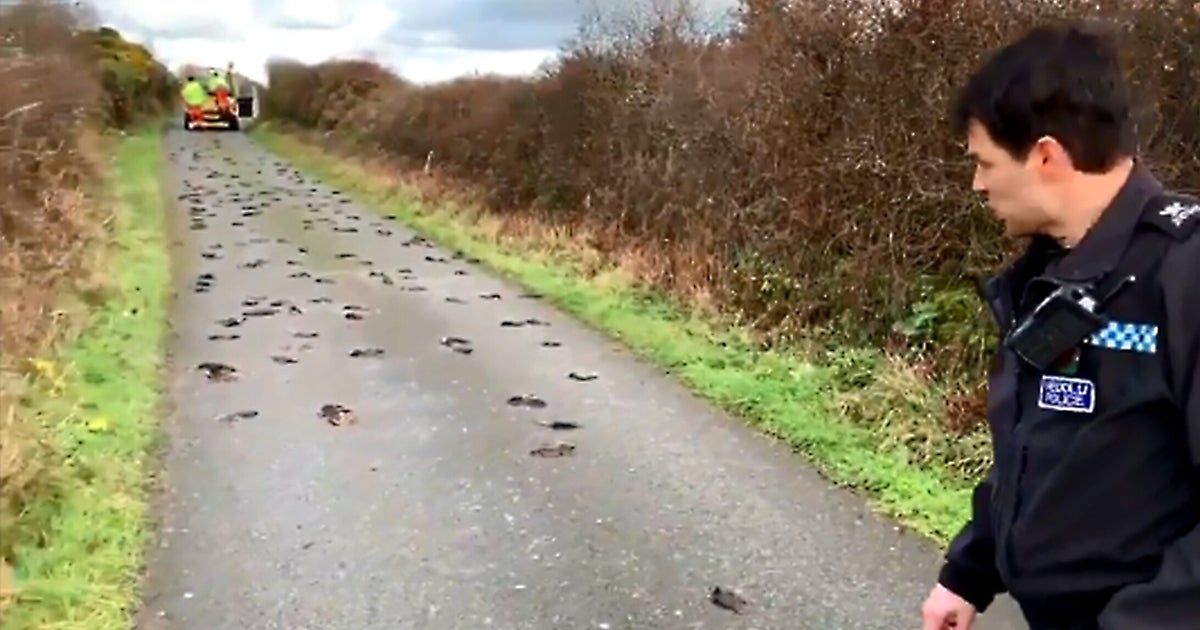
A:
[998,276,1054,582]
[981,273,1027,582]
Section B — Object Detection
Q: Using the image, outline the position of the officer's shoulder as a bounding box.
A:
[1143,192,1200,243]
[1148,193,1200,298]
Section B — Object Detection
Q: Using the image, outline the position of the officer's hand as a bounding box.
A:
[921,583,977,630]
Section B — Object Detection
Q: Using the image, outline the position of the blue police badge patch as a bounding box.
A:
[1038,375,1096,413]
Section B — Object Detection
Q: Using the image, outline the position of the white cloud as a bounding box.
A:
[93,0,558,84]
[394,47,562,84]
[270,0,354,30]
[91,0,739,85]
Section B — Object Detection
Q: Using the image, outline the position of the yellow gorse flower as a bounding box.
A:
[28,358,67,396]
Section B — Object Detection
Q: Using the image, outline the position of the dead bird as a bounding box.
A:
[709,586,749,614]
[506,394,547,409]
[440,336,470,347]
[439,336,473,354]
[217,410,259,423]
[197,362,238,382]
[530,441,575,458]
[319,403,355,426]
[535,420,581,431]
[243,307,279,317]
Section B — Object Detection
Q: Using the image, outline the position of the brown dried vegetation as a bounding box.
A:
[262,1,1198,431]
[0,0,173,582]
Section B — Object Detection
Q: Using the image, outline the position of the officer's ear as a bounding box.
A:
[1029,135,1075,182]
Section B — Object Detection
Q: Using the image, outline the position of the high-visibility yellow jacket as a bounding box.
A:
[181,80,208,106]
[206,73,229,93]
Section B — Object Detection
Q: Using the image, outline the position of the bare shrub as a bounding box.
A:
[261,0,1199,433]
[0,0,175,575]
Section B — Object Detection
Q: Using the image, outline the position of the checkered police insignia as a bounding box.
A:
[1086,321,1158,354]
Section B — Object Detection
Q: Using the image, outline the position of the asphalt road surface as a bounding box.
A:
[135,129,1028,629]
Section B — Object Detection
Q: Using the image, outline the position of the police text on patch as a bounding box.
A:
[1038,375,1096,413]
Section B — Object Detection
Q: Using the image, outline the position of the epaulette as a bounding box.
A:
[1144,193,1200,240]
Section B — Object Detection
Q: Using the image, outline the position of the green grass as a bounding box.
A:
[251,122,982,545]
[2,127,169,629]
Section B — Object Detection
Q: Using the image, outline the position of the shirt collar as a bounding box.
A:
[1050,161,1164,282]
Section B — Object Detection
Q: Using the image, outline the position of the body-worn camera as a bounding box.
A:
[1003,277,1132,372]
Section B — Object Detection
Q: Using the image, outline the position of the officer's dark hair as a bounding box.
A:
[951,20,1137,173]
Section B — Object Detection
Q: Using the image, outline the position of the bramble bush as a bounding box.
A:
[0,0,174,585]
[260,0,1198,433]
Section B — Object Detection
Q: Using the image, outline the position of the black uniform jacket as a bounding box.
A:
[937,164,1200,629]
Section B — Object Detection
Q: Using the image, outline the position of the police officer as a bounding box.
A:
[920,21,1200,630]
[206,68,229,95]
[181,75,207,106]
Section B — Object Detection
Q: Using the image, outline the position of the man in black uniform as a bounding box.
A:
[919,21,1200,630]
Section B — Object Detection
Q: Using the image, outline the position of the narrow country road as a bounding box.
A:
[135,129,1027,630]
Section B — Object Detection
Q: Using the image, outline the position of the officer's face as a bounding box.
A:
[965,119,1054,238]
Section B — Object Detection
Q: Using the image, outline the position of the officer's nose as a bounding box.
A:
[972,168,987,195]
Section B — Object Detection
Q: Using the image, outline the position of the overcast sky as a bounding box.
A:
[91,0,739,85]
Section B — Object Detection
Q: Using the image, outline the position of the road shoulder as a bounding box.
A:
[1,127,171,629]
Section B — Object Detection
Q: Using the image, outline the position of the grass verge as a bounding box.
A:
[250,122,983,545]
[1,127,169,629]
